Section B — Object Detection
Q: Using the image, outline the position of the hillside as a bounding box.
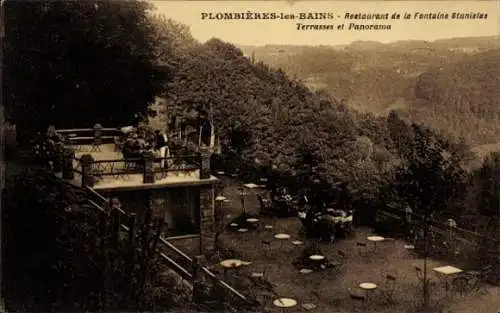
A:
[406,49,500,144]
[237,36,500,145]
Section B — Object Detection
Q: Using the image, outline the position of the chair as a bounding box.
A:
[261,239,272,257]
[251,263,268,281]
[415,266,424,281]
[380,274,397,304]
[451,274,469,298]
[349,292,365,312]
[470,265,493,295]
[90,137,102,152]
[301,291,319,312]
[356,242,367,256]
[257,194,272,215]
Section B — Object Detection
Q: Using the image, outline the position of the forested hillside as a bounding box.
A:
[408,49,500,145]
[238,37,500,145]
[156,20,500,237]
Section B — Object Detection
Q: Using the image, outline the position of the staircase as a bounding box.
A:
[84,186,257,311]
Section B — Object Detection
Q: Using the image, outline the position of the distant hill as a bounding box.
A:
[237,36,500,145]
[406,49,500,144]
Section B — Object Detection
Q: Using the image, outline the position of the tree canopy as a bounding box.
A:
[4,0,170,143]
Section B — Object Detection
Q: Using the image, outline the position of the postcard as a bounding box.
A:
[2,1,499,312]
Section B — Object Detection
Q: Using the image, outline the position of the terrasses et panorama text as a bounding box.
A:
[200,11,489,31]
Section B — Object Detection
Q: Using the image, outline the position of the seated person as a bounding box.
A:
[154,130,167,149]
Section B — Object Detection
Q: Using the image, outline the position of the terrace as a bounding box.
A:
[55,126,217,191]
[208,176,500,313]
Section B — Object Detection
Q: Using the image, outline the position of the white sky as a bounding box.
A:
[149,0,500,45]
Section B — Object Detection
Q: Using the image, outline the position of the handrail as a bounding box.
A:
[158,252,193,280]
[159,237,193,262]
[83,186,252,304]
[200,267,251,302]
[377,208,500,245]
[57,128,119,133]
[90,155,200,163]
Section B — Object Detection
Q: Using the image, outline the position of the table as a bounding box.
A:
[433,265,463,297]
[220,259,243,279]
[244,183,259,188]
[238,228,248,233]
[359,282,377,302]
[215,196,227,201]
[309,255,325,261]
[300,268,313,274]
[216,171,225,175]
[367,236,385,251]
[292,240,304,246]
[230,223,238,227]
[246,218,259,223]
[273,298,297,312]
[274,233,291,248]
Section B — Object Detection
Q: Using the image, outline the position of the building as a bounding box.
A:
[57,125,217,255]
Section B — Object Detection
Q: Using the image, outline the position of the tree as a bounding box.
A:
[393,123,467,308]
[4,0,170,143]
[2,168,178,312]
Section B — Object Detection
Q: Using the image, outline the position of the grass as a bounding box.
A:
[210,177,500,313]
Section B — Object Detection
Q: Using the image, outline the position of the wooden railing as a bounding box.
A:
[376,207,500,245]
[375,206,500,282]
[84,186,254,307]
[57,127,122,144]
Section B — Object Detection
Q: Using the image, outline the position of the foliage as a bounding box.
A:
[4,0,170,143]
[161,33,476,222]
[1,168,181,312]
[472,152,500,217]
[392,122,468,216]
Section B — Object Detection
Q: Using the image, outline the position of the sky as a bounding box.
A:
[149,0,500,46]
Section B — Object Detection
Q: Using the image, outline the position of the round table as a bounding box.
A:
[274,233,291,248]
[359,282,377,290]
[367,236,385,251]
[300,268,313,274]
[238,228,249,233]
[359,282,377,302]
[275,233,291,239]
[246,218,259,223]
[292,240,304,246]
[309,255,325,261]
[220,259,243,279]
[215,196,227,201]
[309,254,325,269]
[230,223,239,227]
[273,298,297,312]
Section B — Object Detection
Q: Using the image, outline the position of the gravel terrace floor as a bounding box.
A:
[210,177,500,313]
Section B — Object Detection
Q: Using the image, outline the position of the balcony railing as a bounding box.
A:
[52,125,213,187]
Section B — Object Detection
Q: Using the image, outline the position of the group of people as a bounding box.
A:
[298,202,354,242]
[120,126,169,166]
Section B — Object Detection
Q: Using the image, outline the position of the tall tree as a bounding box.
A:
[4,0,169,143]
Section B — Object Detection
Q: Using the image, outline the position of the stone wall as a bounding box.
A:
[200,185,215,252]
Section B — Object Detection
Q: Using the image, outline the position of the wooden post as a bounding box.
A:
[99,210,107,235]
[80,154,95,187]
[192,256,201,303]
[111,198,122,241]
[93,123,103,146]
[128,213,137,244]
[199,150,211,179]
[62,147,75,179]
[143,151,155,183]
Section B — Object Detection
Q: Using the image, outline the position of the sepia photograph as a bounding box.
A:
[2,0,500,312]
